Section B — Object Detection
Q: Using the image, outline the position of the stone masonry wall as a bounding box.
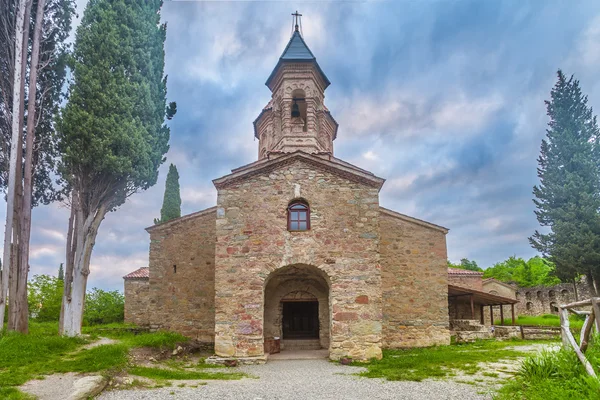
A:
[448,274,483,291]
[124,279,149,326]
[380,210,450,348]
[147,208,216,341]
[214,159,383,361]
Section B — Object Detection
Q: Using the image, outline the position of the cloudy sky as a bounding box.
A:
[3,0,600,292]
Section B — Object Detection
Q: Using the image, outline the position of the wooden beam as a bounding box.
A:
[580,311,594,352]
[490,305,494,326]
[560,298,593,308]
[500,305,504,325]
[470,294,475,320]
[511,304,515,326]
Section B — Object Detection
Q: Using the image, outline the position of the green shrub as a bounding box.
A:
[27,275,63,322]
[83,288,124,325]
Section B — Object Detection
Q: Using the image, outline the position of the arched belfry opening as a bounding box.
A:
[264,264,330,352]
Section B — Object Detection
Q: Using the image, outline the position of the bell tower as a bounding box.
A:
[253,12,338,160]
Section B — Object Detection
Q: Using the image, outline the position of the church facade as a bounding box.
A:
[124,24,451,361]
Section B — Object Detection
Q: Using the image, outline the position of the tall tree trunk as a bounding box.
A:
[59,198,76,334]
[8,0,31,332]
[0,0,30,330]
[586,271,598,297]
[14,0,47,334]
[573,278,579,301]
[60,193,106,336]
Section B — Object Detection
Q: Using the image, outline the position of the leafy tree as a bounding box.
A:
[529,70,600,294]
[154,163,181,224]
[83,288,124,325]
[27,274,63,322]
[448,258,483,272]
[57,0,175,336]
[483,256,561,287]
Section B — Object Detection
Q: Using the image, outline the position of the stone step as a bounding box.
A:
[282,339,322,350]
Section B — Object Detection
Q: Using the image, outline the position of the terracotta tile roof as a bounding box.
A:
[447,268,483,276]
[123,267,149,280]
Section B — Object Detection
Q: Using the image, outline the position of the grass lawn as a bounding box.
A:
[495,313,585,330]
[354,339,535,381]
[0,321,244,398]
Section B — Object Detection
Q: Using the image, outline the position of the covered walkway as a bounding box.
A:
[448,284,519,325]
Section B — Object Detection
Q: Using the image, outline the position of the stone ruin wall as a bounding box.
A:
[380,210,450,348]
[124,278,149,326]
[516,280,591,316]
[147,208,217,342]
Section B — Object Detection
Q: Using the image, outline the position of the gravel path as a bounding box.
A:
[98,359,491,400]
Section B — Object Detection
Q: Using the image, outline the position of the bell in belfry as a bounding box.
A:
[291,99,300,118]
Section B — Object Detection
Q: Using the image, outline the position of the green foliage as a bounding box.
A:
[83,288,124,325]
[497,341,600,399]
[447,258,483,272]
[355,340,529,381]
[27,275,63,322]
[58,0,175,210]
[483,256,561,286]
[529,70,600,283]
[155,163,181,224]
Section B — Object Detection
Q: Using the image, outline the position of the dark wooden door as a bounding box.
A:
[282,301,319,339]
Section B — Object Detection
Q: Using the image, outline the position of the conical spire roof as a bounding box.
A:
[266,29,330,89]
[280,30,316,60]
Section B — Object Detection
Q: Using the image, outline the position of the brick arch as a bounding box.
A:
[263,264,331,350]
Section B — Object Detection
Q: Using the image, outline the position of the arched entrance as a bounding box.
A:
[264,264,330,351]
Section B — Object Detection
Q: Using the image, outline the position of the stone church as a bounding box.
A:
[124,21,453,361]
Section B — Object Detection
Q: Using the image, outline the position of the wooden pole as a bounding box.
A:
[511,304,515,326]
[591,298,600,333]
[480,305,484,325]
[490,305,494,326]
[470,295,474,320]
[580,311,594,352]
[560,307,597,377]
[500,305,504,325]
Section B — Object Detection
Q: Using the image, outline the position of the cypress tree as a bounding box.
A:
[58,263,64,281]
[57,0,175,336]
[155,163,181,224]
[529,70,600,293]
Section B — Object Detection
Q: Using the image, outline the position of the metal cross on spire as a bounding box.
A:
[291,10,303,36]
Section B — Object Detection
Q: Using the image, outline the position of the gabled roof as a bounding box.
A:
[145,206,217,233]
[482,278,518,291]
[123,267,149,280]
[448,284,519,305]
[266,30,330,89]
[213,151,385,190]
[380,207,449,233]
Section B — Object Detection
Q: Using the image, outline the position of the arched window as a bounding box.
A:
[288,201,310,231]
